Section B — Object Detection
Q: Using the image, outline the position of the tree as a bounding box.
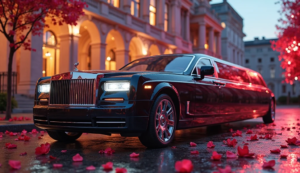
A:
[0,0,87,120]
[272,0,300,84]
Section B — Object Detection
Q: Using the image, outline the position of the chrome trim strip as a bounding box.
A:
[190,57,213,76]
[50,121,92,124]
[34,119,48,122]
[96,121,126,124]
[183,55,196,72]
[186,101,190,114]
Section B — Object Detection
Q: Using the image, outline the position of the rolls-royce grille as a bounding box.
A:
[50,79,95,105]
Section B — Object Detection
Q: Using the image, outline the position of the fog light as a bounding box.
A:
[104,98,124,102]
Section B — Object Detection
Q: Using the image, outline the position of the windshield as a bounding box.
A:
[120,55,193,73]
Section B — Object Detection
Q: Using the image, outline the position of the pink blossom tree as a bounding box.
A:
[272,0,300,84]
[0,0,87,119]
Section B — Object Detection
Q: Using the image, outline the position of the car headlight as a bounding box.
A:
[38,84,50,93]
[104,82,130,91]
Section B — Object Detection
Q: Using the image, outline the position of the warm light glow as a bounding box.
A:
[104,98,124,102]
[84,26,87,29]
[295,76,298,80]
[39,99,48,102]
[107,57,111,61]
[72,28,79,35]
[204,44,208,49]
[288,61,291,65]
[142,49,147,55]
[293,46,298,51]
[288,73,291,77]
[291,14,294,18]
[144,85,152,89]
[45,52,51,57]
[42,47,45,49]
[111,37,114,40]
[253,110,256,113]
[221,22,226,28]
[293,41,296,44]
[42,70,45,74]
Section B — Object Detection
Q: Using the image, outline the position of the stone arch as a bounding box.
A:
[163,48,173,54]
[149,44,161,56]
[129,36,144,62]
[105,29,125,70]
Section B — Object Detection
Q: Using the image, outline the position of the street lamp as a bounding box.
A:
[107,57,111,70]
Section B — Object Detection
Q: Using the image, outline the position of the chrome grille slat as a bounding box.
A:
[50,79,95,105]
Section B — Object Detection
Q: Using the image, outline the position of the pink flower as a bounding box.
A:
[72,153,83,162]
[9,160,21,170]
[86,165,96,171]
[31,129,38,134]
[286,137,300,145]
[9,30,15,36]
[190,142,197,147]
[226,151,237,159]
[246,129,253,134]
[102,162,113,170]
[35,143,50,155]
[211,151,222,161]
[237,145,255,158]
[190,150,199,154]
[53,164,63,168]
[270,148,281,154]
[115,167,127,173]
[262,160,275,168]
[40,131,45,136]
[265,134,273,140]
[232,130,242,137]
[175,159,193,173]
[207,141,215,148]
[247,134,258,141]
[99,147,115,155]
[21,130,27,135]
[130,152,139,158]
[224,139,237,147]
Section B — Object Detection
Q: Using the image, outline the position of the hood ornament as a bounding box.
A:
[74,62,79,71]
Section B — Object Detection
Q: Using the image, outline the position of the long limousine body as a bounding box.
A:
[33,54,275,148]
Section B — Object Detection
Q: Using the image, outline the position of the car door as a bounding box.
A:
[192,58,220,117]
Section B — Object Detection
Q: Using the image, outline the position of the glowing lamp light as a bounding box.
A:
[293,41,296,44]
[288,61,291,65]
[295,76,298,80]
[42,70,45,74]
[288,73,291,77]
[291,15,294,18]
[111,37,115,40]
[204,44,208,49]
[293,46,298,51]
[45,52,51,57]
[142,49,147,55]
[144,85,152,89]
[221,22,226,28]
[107,57,111,61]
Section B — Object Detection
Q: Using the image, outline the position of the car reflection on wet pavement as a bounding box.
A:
[1,106,300,173]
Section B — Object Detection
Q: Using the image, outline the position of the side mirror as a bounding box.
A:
[195,66,214,79]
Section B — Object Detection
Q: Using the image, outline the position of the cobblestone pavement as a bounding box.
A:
[0,106,300,173]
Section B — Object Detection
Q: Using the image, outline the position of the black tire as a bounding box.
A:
[262,99,275,124]
[139,94,177,148]
[47,130,82,142]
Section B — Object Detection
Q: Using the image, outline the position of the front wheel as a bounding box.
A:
[139,94,177,148]
[47,130,82,142]
[262,99,275,124]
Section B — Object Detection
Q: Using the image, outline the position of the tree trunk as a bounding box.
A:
[5,48,15,120]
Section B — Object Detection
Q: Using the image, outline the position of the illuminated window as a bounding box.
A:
[108,0,119,8]
[43,31,56,46]
[164,3,169,31]
[149,0,156,26]
[270,67,275,78]
[131,0,140,17]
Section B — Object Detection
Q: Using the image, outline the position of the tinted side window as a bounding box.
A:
[248,71,263,86]
[216,62,249,83]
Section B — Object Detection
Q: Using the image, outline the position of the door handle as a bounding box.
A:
[213,80,226,86]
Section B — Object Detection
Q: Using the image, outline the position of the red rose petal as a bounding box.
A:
[9,160,21,170]
[99,148,115,155]
[226,151,237,159]
[31,129,38,134]
[211,151,222,161]
[248,134,258,141]
[246,129,253,134]
[262,160,275,168]
[217,165,232,173]
[270,148,281,154]
[19,152,27,156]
[53,164,63,168]
[190,142,197,147]
[281,145,288,148]
[40,131,45,136]
[190,150,199,154]
[115,167,127,173]
[86,165,96,170]
[49,155,57,159]
[5,143,17,149]
[175,159,193,173]
[35,143,50,155]
[207,141,215,148]
[280,154,288,158]
[72,153,83,162]
[102,162,113,170]
[61,150,67,153]
[130,152,139,158]
[238,145,255,157]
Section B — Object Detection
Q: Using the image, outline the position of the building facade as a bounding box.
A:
[0,0,224,96]
[244,37,300,100]
[211,0,245,66]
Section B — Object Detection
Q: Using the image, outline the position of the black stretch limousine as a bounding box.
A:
[33,54,275,147]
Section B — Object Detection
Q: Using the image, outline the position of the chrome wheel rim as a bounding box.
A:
[155,99,175,143]
[271,100,275,120]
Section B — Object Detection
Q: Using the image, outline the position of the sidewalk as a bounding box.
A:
[0,113,38,132]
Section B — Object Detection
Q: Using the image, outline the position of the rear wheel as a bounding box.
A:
[262,99,275,124]
[139,94,176,148]
[47,130,82,142]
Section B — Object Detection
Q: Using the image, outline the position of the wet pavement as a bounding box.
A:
[1,106,300,173]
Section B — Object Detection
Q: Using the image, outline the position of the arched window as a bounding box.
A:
[43,31,57,46]
[106,49,116,70]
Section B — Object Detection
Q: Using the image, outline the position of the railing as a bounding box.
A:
[0,72,17,96]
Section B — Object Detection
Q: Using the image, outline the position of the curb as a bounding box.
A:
[0,124,41,132]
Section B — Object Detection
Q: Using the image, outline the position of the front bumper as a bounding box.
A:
[33,102,151,136]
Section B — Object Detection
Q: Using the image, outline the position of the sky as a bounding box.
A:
[210,0,281,41]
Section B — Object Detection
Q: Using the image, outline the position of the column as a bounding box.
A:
[217,33,222,56]
[59,34,80,73]
[18,34,43,96]
[198,23,206,51]
[170,0,181,36]
[141,0,150,22]
[185,12,190,42]
[209,27,214,53]
[115,49,129,70]
[90,43,106,70]
[123,0,131,13]
[157,0,166,29]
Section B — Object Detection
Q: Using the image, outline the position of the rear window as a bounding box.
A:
[216,62,250,83]
[248,71,266,87]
